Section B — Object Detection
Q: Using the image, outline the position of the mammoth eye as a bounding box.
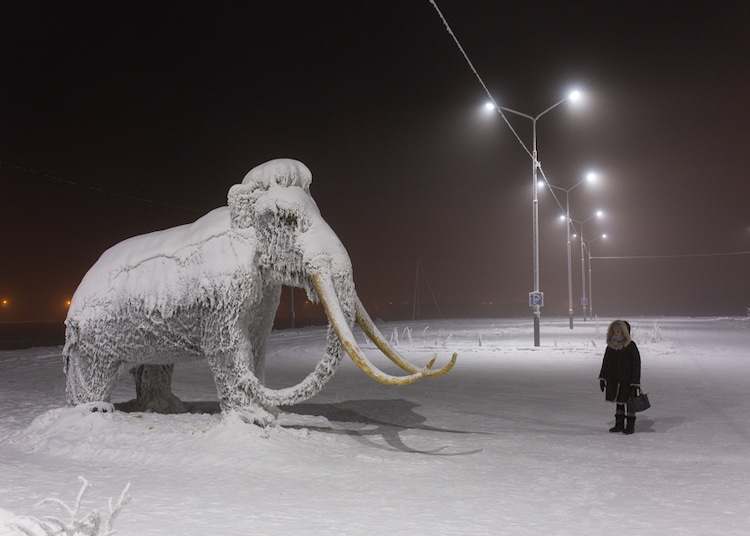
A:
[282,214,298,225]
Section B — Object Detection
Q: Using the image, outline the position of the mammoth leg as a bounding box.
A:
[64,351,119,410]
[245,283,282,384]
[131,364,187,413]
[206,344,277,427]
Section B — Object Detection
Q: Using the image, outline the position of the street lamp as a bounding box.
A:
[583,233,607,319]
[572,210,603,321]
[485,90,582,346]
[547,171,596,329]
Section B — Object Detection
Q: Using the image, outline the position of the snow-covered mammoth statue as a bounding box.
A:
[63,158,456,425]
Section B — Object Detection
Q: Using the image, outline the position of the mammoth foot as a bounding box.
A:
[226,405,279,428]
[126,364,188,414]
[80,401,116,413]
[118,392,189,414]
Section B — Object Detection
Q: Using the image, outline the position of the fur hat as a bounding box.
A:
[609,319,630,335]
[607,319,632,349]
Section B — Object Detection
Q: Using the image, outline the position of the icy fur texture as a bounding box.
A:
[63,158,356,422]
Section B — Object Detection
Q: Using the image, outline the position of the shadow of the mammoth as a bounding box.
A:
[280,398,486,455]
[113,397,486,455]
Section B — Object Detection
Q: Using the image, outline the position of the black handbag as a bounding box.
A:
[627,387,651,412]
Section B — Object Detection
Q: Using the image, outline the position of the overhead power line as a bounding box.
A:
[428,0,531,160]
[594,251,750,260]
[1,159,202,213]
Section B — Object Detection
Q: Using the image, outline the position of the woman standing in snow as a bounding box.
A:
[598,320,641,434]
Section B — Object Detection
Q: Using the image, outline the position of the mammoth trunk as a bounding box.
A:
[237,271,356,408]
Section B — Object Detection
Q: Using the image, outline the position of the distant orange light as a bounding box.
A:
[1,299,7,306]
[66,300,72,307]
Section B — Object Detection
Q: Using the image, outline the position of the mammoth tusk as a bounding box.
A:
[311,273,433,386]
[355,296,457,378]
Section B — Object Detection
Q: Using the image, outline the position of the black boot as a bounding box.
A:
[609,414,625,433]
[624,416,636,435]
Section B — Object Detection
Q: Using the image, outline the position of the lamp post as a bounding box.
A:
[547,172,596,329]
[572,210,603,321]
[485,90,581,346]
[584,234,607,319]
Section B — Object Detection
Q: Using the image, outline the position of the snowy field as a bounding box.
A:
[1,316,749,535]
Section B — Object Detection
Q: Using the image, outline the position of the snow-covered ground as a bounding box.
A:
[1,316,749,535]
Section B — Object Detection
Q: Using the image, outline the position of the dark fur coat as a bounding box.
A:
[598,320,641,403]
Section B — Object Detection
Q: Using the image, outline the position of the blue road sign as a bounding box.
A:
[529,292,544,307]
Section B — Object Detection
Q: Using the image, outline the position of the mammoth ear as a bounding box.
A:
[228,183,255,229]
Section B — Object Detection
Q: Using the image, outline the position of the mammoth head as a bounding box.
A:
[226,159,456,408]
[228,158,351,296]
[228,158,312,229]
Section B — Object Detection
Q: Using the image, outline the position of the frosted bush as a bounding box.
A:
[402,327,413,346]
[434,329,444,346]
[7,477,131,536]
[636,321,664,343]
[389,327,399,347]
[422,326,430,343]
[432,330,453,347]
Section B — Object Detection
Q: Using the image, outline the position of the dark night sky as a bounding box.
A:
[2,1,749,324]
